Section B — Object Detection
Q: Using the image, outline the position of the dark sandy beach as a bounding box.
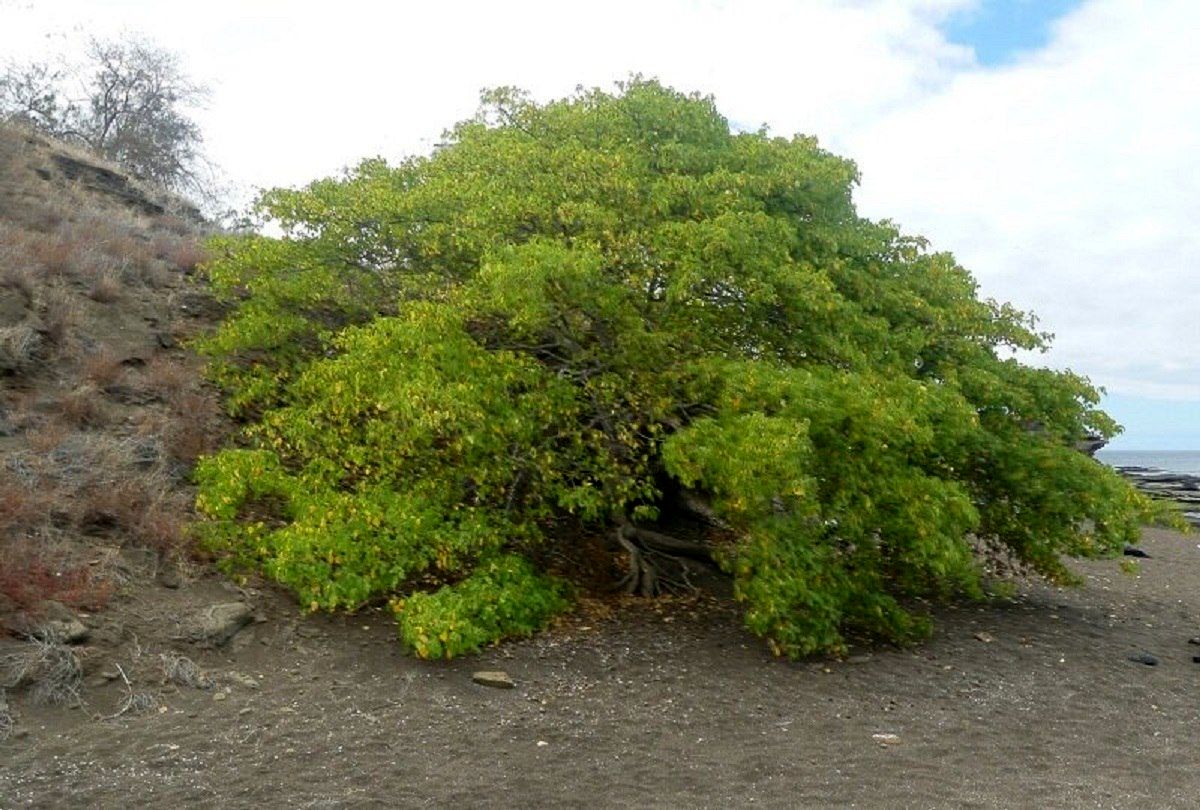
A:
[2,527,1197,809]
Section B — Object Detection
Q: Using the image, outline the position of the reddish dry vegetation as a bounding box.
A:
[0,544,112,613]
[0,123,224,630]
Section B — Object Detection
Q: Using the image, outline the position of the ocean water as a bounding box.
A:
[1095,450,1200,476]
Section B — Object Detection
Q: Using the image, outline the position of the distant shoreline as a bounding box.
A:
[1098,454,1200,527]
[1096,449,1200,477]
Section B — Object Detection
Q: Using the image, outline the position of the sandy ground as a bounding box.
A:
[2,526,1198,809]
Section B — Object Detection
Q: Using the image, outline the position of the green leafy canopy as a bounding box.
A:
[194,79,1176,659]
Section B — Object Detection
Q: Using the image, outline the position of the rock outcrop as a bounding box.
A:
[1112,466,1200,528]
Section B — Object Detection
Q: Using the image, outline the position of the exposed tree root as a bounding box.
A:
[612,520,715,597]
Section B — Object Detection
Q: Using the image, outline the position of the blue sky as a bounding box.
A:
[943,0,1084,66]
[1102,395,1200,451]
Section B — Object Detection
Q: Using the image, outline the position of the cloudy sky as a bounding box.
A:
[2,0,1196,449]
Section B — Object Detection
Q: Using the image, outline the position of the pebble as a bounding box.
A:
[472,671,515,689]
[1127,652,1159,666]
[226,672,260,689]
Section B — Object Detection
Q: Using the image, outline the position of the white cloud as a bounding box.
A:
[845,0,1200,400]
[0,1,973,188]
[1,0,1196,407]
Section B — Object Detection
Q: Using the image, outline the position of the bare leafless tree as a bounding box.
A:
[0,36,212,199]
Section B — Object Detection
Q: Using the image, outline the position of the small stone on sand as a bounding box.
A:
[472,671,515,689]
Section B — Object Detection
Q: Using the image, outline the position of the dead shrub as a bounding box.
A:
[81,347,125,388]
[0,637,84,705]
[165,418,216,465]
[28,228,83,278]
[86,267,123,303]
[0,262,37,305]
[159,652,211,689]
[139,260,175,289]
[163,391,221,464]
[0,691,13,739]
[105,667,161,719]
[141,353,194,399]
[0,538,112,613]
[56,386,106,427]
[0,323,41,373]
[24,417,69,455]
[156,213,196,236]
[40,289,78,345]
[0,479,49,534]
[165,239,208,274]
[75,476,145,534]
[131,502,188,556]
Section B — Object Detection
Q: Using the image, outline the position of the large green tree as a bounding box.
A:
[195,80,1171,659]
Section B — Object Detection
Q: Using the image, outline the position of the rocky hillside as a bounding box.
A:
[1,123,229,711]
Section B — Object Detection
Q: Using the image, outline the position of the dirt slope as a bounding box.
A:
[1,122,225,716]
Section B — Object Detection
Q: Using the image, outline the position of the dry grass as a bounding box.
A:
[81,347,126,388]
[130,502,189,556]
[56,385,106,427]
[24,416,70,454]
[0,124,222,653]
[156,213,196,236]
[134,356,225,465]
[165,391,222,463]
[64,447,190,554]
[164,238,208,274]
[86,267,123,303]
[0,323,40,371]
[27,228,82,278]
[0,479,51,535]
[139,260,176,289]
[39,288,77,345]
[0,262,36,304]
[141,353,194,398]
